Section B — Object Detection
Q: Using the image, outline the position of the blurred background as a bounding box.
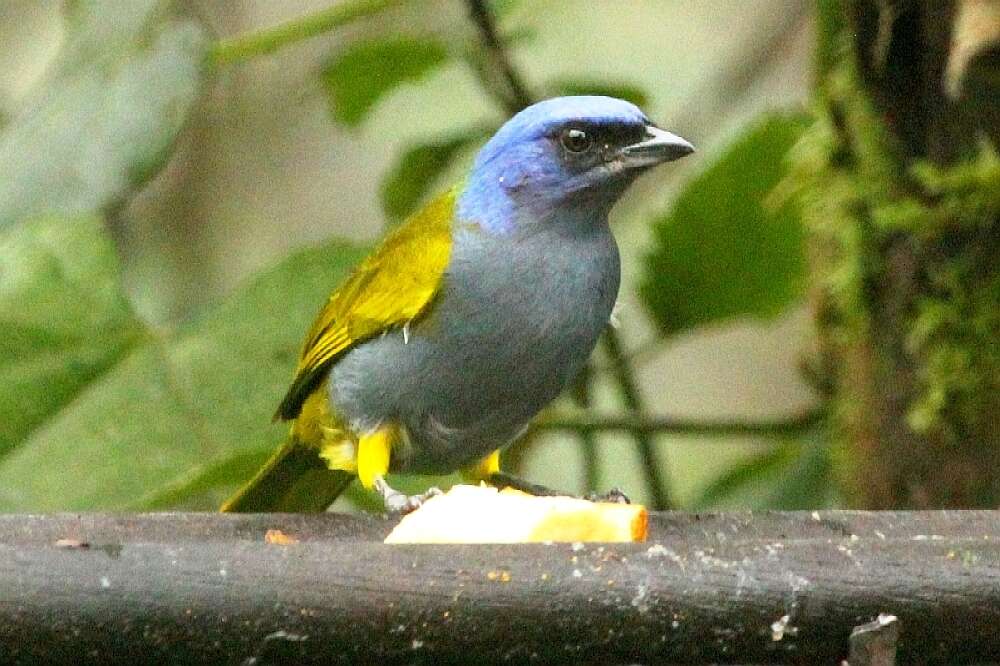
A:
[0,0,996,512]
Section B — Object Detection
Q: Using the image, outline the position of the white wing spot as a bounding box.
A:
[609,301,623,329]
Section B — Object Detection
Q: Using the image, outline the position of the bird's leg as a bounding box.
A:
[459,450,561,496]
[466,452,630,503]
[373,476,442,515]
[358,427,441,515]
[463,451,563,497]
[486,471,563,497]
[486,471,630,504]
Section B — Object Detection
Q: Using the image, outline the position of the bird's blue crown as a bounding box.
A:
[479,96,649,155]
[457,96,656,234]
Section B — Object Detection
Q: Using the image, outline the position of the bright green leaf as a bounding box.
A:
[0,233,366,511]
[548,78,650,108]
[0,216,144,457]
[322,36,450,127]
[380,128,489,222]
[0,0,209,228]
[641,113,809,335]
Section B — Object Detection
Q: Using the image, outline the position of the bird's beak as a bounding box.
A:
[621,125,695,168]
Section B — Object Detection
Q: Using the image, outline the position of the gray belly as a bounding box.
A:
[328,220,620,474]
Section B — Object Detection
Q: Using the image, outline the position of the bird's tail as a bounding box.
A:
[220,435,354,513]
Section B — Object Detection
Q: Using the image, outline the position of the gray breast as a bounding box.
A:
[328,216,620,474]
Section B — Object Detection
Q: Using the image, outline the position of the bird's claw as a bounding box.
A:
[381,484,443,516]
[584,487,631,504]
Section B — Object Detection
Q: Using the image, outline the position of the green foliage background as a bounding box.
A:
[0,0,830,512]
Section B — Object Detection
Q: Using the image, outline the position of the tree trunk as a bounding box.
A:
[801,0,1000,507]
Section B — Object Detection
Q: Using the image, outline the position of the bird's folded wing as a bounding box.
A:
[275,189,457,420]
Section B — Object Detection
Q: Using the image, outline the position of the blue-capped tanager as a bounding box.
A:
[221,96,694,513]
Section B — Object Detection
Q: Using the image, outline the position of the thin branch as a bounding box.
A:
[570,365,601,492]
[534,408,824,437]
[601,328,672,509]
[211,0,406,65]
[464,0,533,113]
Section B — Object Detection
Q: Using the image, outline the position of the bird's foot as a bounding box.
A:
[486,472,561,497]
[584,487,631,504]
[375,477,442,515]
[487,472,630,504]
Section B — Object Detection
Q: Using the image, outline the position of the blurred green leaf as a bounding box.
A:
[211,0,407,65]
[504,25,538,46]
[692,443,796,509]
[491,0,524,20]
[548,78,650,108]
[381,128,489,222]
[692,432,836,510]
[0,0,209,228]
[135,448,273,510]
[641,112,809,336]
[322,36,450,127]
[0,216,144,457]
[0,230,366,510]
[768,434,836,508]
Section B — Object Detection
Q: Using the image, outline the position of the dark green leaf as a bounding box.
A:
[641,113,809,336]
[380,128,489,222]
[691,443,797,509]
[692,431,836,510]
[0,0,209,228]
[0,216,144,457]
[0,230,366,510]
[767,434,836,509]
[548,78,650,108]
[322,37,450,127]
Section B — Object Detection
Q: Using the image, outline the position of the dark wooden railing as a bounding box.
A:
[2,510,998,664]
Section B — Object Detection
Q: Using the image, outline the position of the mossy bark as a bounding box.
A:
[796,0,1000,507]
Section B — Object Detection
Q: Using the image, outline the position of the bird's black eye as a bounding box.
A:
[560,127,593,153]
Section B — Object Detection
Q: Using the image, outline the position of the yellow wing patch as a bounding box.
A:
[275,188,457,421]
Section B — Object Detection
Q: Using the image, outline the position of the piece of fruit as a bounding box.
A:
[384,484,647,544]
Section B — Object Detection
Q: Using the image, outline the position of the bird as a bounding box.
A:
[221,96,694,513]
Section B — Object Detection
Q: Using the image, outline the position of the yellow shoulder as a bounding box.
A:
[275,188,457,421]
